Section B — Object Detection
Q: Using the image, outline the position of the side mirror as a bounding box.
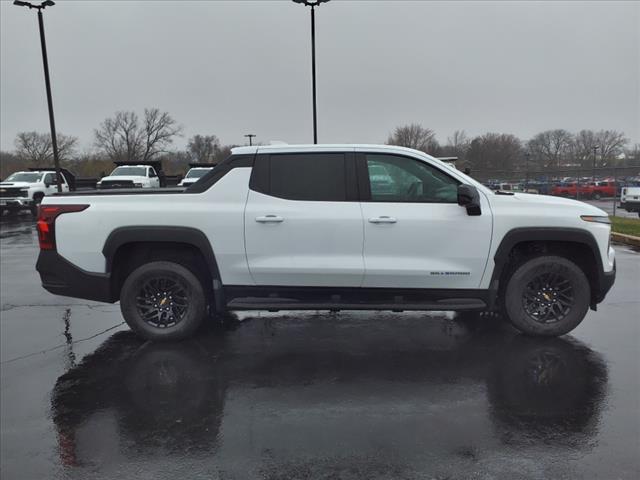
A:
[44,181,51,188]
[457,184,482,216]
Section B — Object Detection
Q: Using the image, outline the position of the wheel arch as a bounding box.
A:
[490,227,604,308]
[103,226,223,308]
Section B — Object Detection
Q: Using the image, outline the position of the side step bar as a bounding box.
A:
[227,298,487,312]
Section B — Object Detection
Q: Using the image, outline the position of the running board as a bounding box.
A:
[226,297,487,312]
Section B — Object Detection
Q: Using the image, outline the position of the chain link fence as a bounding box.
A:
[467,164,640,217]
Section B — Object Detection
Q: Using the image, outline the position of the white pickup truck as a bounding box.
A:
[36,144,616,341]
[620,185,640,217]
[178,166,214,187]
[0,169,71,215]
[97,165,160,189]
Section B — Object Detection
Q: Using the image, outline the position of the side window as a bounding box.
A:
[149,168,157,178]
[44,173,56,185]
[365,154,459,203]
[258,153,347,201]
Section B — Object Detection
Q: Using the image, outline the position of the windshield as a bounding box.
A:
[185,169,211,179]
[4,172,42,183]
[110,167,147,177]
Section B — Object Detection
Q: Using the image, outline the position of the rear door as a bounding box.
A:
[244,151,364,286]
[358,151,492,289]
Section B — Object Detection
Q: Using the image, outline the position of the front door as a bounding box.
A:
[358,152,492,289]
[244,151,364,287]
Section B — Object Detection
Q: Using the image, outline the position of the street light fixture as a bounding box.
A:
[292,0,330,144]
[244,134,256,146]
[13,0,63,192]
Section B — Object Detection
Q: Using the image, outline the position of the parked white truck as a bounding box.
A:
[97,165,160,189]
[36,144,616,341]
[0,168,72,215]
[620,185,640,217]
[178,165,215,187]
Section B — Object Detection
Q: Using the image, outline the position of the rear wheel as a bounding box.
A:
[120,261,206,341]
[593,192,602,200]
[503,256,590,337]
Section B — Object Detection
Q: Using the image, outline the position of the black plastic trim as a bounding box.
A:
[102,226,220,279]
[224,285,489,311]
[490,227,614,305]
[36,250,114,303]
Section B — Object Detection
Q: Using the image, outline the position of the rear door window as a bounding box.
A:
[251,153,351,201]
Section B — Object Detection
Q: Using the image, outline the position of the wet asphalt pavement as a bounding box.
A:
[1,215,639,480]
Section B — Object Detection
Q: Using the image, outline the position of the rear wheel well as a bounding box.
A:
[497,240,598,305]
[111,242,213,302]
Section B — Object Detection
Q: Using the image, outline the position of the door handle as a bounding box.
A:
[368,216,397,224]
[255,215,284,223]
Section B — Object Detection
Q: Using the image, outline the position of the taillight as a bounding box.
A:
[37,204,89,250]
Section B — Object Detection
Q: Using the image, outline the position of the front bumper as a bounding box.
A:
[0,198,33,208]
[36,250,114,303]
[594,260,616,305]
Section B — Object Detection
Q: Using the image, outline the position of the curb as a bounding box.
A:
[611,232,640,247]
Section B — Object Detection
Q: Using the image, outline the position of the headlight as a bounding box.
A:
[581,215,611,224]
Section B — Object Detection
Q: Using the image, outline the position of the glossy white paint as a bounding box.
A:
[360,199,493,288]
[244,190,365,286]
[55,168,253,284]
[47,144,614,293]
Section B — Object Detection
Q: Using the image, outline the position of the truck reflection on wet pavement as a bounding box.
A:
[50,315,608,478]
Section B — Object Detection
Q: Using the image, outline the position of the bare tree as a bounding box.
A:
[386,123,439,154]
[467,133,522,171]
[14,131,77,167]
[441,130,470,160]
[573,129,628,167]
[141,108,182,161]
[94,109,182,162]
[187,134,220,163]
[526,129,574,168]
[595,130,628,163]
[94,111,142,162]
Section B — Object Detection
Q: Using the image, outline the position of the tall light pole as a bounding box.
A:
[592,145,599,182]
[524,152,530,191]
[293,0,329,144]
[14,0,63,192]
[244,134,256,146]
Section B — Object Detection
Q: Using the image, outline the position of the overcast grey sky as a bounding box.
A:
[1,0,638,152]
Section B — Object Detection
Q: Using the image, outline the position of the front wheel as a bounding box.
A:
[593,192,602,200]
[503,256,590,337]
[120,261,207,342]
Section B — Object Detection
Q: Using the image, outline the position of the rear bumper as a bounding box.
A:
[36,250,114,303]
[620,201,640,212]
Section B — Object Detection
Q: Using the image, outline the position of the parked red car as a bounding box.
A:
[551,182,591,198]
[587,181,617,199]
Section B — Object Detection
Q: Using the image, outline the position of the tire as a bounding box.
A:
[31,193,44,216]
[120,261,206,342]
[593,192,601,200]
[503,256,590,337]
